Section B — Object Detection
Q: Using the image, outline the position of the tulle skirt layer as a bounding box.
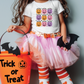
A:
[15,33,80,69]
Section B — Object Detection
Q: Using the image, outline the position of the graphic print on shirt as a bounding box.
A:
[36,8,52,27]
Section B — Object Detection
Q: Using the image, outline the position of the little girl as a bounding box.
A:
[7,0,80,84]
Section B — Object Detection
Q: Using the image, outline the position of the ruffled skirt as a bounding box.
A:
[15,33,80,69]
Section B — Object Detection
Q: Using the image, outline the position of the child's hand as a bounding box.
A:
[62,38,68,51]
[61,46,68,51]
[7,25,17,32]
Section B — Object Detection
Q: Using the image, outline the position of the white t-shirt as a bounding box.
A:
[23,0,64,34]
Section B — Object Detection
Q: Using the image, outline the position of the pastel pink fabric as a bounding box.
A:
[15,33,80,70]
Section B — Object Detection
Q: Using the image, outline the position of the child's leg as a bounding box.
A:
[55,68,73,84]
[38,65,49,84]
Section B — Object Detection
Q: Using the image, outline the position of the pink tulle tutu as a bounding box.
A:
[15,33,80,69]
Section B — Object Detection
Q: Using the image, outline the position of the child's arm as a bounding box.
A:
[7,16,31,34]
[58,12,68,44]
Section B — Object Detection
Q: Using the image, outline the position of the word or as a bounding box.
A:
[11,69,18,75]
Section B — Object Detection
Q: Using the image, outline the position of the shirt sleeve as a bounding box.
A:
[57,1,64,14]
[23,4,32,18]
